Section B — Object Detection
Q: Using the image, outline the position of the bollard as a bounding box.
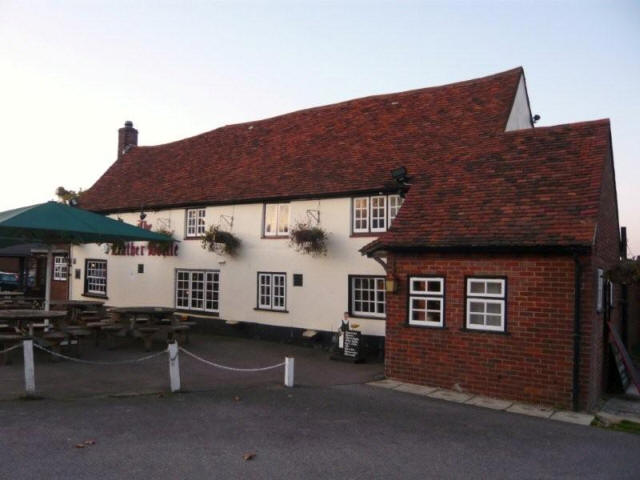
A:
[168,341,181,392]
[23,339,35,396]
[284,357,294,388]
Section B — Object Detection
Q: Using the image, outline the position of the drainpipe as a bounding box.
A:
[572,255,582,411]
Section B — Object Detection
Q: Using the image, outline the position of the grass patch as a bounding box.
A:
[592,417,640,435]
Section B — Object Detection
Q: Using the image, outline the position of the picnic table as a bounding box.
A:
[0,309,68,364]
[50,299,106,322]
[107,307,191,351]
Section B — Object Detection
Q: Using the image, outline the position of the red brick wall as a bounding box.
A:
[0,257,20,273]
[385,252,586,410]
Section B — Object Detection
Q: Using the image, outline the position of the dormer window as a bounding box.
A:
[186,208,206,238]
[264,203,290,237]
[352,194,403,234]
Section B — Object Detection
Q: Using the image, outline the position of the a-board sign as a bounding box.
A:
[331,329,364,363]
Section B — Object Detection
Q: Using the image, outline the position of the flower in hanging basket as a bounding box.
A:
[201,225,241,256]
[147,227,176,256]
[289,222,327,257]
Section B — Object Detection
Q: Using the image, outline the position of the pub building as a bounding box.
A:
[69,68,626,411]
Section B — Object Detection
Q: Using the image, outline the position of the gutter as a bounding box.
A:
[572,255,582,411]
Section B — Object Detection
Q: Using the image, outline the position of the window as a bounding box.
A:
[352,194,403,234]
[257,272,287,311]
[186,208,206,237]
[465,277,506,332]
[388,194,404,225]
[264,204,290,237]
[53,255,68,281]
[85,259,107,296]
[175,269,219,313]
[349,276,385,318]
[409,277,444,327]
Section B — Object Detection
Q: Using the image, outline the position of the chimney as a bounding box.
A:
[117,121,138,159]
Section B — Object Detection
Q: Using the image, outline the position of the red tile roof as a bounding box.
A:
[79,68,523,212]
[362,119,612,253]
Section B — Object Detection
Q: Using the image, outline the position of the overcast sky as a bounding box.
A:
[1,1,638,255]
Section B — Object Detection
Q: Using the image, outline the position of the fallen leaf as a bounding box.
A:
[243,452,256,461]
[75,444,85,449]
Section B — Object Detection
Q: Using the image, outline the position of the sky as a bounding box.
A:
[1,0,639,255]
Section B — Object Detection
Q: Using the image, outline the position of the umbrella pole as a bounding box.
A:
[44,246,52,310]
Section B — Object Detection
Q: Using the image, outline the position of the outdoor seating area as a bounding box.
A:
[0,300,196,365]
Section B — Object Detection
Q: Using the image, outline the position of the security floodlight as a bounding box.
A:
[391,166,409,184]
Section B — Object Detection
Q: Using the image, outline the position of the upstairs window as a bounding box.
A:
[186,208,206,237]
[465,277,506,332]
[53,255,68,281]
[352,194,403,234]
[264,204,290,237]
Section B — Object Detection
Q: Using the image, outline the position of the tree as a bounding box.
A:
[55,186,82,205]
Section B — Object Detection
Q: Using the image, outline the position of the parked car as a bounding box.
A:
[0,272,19,291]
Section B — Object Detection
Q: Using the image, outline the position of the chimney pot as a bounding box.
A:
[117,121,138,159]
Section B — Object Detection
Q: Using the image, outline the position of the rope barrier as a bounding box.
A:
[0,343,23,355]
[33,343,167,365]
[179,346,285,372]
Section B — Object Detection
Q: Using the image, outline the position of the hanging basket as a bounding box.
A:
[147,227,176,256]
[289,223,327,257]
[201,225,241,256]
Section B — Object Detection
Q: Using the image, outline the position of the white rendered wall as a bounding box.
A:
[70,197,387,337]
[505,75,533,131]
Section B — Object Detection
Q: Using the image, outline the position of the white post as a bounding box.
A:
[23,339,35,396]
[168,341,181,392]
[284,357,294,388]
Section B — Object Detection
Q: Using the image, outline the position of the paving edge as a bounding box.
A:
[367,379,595,426]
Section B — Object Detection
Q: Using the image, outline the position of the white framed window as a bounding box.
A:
[466,277,506,332]
[409,276,444,327]
[257,272,287,311]
[388,194,404,225]
[85,259,107,296]
[352,194,403,234]
[53,255,68,281]
[353,197,369,233]
[175,269,219,313]
[264,204,290,237]
[350,276,386,318]
[186,208,206,237]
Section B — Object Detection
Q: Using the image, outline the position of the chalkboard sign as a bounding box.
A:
[331,329,364,363]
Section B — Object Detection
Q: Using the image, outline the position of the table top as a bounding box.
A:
[0,309,67,320]
[110,307,176,314]
[50,300,105,307]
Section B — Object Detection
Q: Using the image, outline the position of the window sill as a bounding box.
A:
[175,309,219,317]
[406,323,446,330]
[82,293,108,300]
[260,235,289,240]
[254,307,289,314]
[183,236,204,241]
[459,327,509,336]
[350,233,382,238]
[349,313,386,320]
